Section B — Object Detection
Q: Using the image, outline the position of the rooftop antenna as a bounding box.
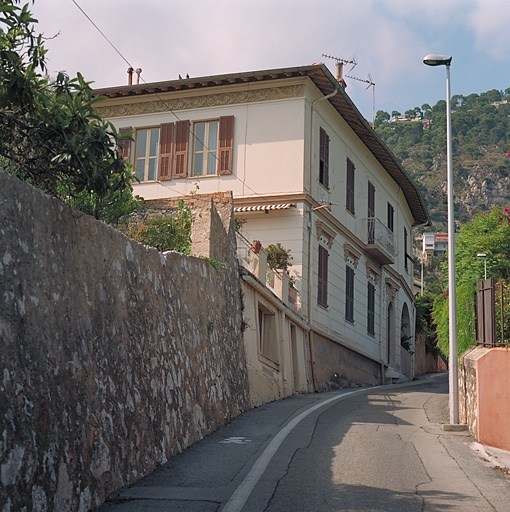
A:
[345,72,376,128]
[322,53,357,88]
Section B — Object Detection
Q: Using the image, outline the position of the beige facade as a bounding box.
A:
[95,64,428,395]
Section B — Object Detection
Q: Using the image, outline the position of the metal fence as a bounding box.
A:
[475,278,509,347]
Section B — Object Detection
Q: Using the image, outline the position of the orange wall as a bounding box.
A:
[477,348,510,451]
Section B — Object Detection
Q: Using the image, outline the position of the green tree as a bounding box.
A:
[0,0,136,221]
[432,208,510,355]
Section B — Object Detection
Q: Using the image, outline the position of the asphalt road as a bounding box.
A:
[96,373,510,511]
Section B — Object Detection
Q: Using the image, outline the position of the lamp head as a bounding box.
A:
[477,253,486,258]
[423,54,452,66]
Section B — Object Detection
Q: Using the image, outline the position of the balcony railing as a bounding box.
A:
[363,217,395,265]
[236,233,301,311]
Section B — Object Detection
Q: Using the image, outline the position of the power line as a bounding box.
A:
[69,0,310,211]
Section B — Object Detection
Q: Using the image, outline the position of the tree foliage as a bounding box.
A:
[0,0,136,220]
[375,89,510,229]
[432,208,510,356]
[118,202,193,254]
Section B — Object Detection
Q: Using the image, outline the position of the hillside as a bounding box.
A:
[374,89,510,230]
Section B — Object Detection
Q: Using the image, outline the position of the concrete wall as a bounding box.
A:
[0,171,249,511]
[459,347,510,451]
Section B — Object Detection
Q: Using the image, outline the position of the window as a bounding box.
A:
[346,158,355,214]
[318,245,329,307]
[387,203,394,232]
[193,116,234,177]
[135,128,159,181]
[404,227,409,271]
[131,116,234,181]
[368,181,376,244]
[319,128,329,188]
[193,121,218,176]
[367,282,375,335]
[258,304,278,363]
[345,265,355,322]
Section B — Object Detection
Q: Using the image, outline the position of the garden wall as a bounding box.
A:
[0,171,249,511]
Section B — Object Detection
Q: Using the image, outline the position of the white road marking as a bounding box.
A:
[221,386,382,512]
[220,437,252,444]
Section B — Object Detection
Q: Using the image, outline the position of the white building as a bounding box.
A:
[95,64,428,389]
[422,233,448,260]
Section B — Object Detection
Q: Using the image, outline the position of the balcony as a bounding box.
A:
[363,217,395,265]
[236,233,301,311]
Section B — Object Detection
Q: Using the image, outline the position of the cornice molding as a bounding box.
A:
[95,84,305,118]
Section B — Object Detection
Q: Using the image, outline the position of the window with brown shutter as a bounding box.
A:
[158,123,174,181]
[318,244,329,307]
[346,158,355,214]
[345,265,355,322]
[174,120,190,179]
[118,127,132,162]
[218,115,234,175]
[319,128,329,188]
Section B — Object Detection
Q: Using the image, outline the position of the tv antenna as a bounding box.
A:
[345,73,376,127]
[322,54,376,127]
[322,54,357,72]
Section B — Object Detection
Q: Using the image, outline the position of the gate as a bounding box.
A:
[476,278,496,347]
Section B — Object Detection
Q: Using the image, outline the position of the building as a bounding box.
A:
[422,233,448,260]
[95,63,428,390]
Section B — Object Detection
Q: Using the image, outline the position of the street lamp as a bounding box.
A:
[423,54,459,425]
[477,253,487,280]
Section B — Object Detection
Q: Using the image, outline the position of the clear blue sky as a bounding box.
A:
[32,0,510,122]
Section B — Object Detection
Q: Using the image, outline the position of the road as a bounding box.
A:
[97,373,510,511]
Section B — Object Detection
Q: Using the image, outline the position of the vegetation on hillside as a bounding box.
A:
[375,89,510,228]
[0,0,137,221]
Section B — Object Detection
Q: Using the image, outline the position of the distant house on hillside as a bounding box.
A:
[95,63,428,390]
[422,233,448,260]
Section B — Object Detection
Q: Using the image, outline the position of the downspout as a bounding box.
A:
[306,86,339,391]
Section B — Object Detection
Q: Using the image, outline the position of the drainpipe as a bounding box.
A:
[306,86,339,390]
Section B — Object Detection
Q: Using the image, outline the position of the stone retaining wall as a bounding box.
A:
[0,171,249,511]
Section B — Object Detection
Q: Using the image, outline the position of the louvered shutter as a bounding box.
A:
[318,245,328,307]
[218,116,234,175]
[158,123,174,180]
[173,120,190,179]
[118,127,132,162]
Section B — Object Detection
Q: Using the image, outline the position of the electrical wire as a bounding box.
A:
[70,0,311,211]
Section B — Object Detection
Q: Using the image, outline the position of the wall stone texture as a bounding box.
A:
[0,171,250,511]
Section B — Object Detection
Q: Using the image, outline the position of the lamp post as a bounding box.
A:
[423,54,459,425]
[477,253,487,280]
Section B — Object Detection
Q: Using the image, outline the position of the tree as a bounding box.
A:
[432,208,510,355]
[0,0,136,221]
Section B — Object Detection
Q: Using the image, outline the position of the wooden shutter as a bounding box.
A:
[158,123,174,181]
[173,120,190,179]
[346,158,355,214]
[346,266,355,322]
[319,128,329,188]
[118,127,132,162]
[218,115,234,175]
[318,245,329,307]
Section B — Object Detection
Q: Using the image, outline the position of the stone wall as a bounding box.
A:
[0,171,250,511]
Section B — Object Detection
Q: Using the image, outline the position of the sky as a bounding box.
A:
[30,0,510,122]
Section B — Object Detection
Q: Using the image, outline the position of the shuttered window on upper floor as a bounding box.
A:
[319,128,330,189]
[346,158,355,215]
[131,116,234,182]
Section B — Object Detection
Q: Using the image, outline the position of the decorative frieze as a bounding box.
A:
[95,85,305,117]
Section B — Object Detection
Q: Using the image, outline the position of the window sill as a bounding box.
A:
[259,353,280,371]
[317,302,329,311]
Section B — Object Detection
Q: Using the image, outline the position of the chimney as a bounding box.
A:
[335,62,347,89]
[135,68,142,84]
[127,67,134,85]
